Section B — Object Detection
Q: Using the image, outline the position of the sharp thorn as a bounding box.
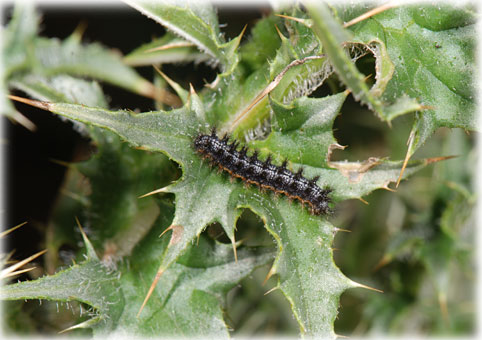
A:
[0,221,28,238]
[232,238,238,263]
[159,225,174,238]
[137,268,164,317]
[352,280,384,293]
[264,286,279,296]
[138,186,169,198]
[262,266,276,286]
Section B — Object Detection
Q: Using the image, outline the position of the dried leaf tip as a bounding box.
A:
[8,94,51,111]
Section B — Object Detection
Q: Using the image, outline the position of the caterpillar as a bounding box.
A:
[194,129,332,215]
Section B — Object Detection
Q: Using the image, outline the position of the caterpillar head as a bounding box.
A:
[194,134,212,153]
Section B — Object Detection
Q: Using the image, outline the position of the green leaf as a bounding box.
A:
[268,11,334,104]
[118,228,275,337]
[33,100,199,158]
[2,3,39,128]
[409,4,477,31]
[325,159,429,202]
[3,2,39,74]
[9,74,108,108]
[253,93,347,168]
[209,66,272,135]
[29,36,155,98]
[6,72,110,273]
[7,67,176,269]
[305,3,379,110]
[0,259,125,333]
[18,98,219,277]
[237,192,355,337]
[252,92,428,202]
[1,200,274,337]
[76,129,176,251]
[3,6,158,100]
[124,0,242,74]
[239,14,282,72]
[209,16,333,137]
[305,2,423,121]
[343,4,476,156]
[3,2,168,130]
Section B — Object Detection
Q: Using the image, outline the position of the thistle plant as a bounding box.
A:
[2,1,476,338]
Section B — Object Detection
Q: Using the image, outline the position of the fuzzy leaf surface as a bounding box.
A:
[0,259,124,334]
[28,36,155,98]
[115,222,275,338]
[306,2,423,121]
[253,93,347,168]
[3,60,274,335]
[233,189,354,337]
[268,11,334,105]
[340,3,477,155]
[239,14,282,72]
[3,6,156,99]
[77,130,176,252]
[9,74,108,108]
[2,2,39,124]
[1,204,274,337]
[124,0,242,73]
[3,2,39,75]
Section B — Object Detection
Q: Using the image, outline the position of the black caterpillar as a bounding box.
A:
[194,129,332,215]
